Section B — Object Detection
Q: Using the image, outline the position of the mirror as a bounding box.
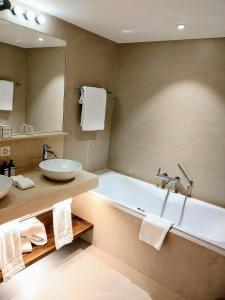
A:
[0,20,66,134]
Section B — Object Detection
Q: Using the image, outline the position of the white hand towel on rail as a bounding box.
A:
[53,198,73,250]
[139,213,173,251]
[79,86,107,131]
[20,217,47,246]
[0,80,14,111]
[0,220,25,282]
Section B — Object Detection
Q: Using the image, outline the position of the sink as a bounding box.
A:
[0,175,12,199]
[39,159,82,181]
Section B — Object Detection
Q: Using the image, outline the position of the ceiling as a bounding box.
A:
[0,19,66,48]
[19,0,225,43]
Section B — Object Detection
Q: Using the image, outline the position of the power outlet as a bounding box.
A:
[0,146,10,157]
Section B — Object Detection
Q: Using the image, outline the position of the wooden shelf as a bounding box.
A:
[0,211,93,282]
[0,131,68,142]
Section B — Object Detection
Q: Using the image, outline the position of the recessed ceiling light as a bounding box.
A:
[12,6,24,16]
[25,11,35,21]
[176,24,186,30]
[38,37,44,42]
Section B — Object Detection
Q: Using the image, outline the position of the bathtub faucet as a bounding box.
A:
[156,168,180,191]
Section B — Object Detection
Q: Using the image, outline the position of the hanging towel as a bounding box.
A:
[0,220,25,282]
[0,80,14,111]
[79,86,107,131]
[139,213,173,251]
[20,237,32,254]
[20,217,47,246]
[53,198,73,250]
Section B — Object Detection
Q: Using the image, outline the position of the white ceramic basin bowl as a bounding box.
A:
[39,159,82,181]
[0,175,12,199]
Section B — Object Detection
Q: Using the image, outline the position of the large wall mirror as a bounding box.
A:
[0,20,66,134]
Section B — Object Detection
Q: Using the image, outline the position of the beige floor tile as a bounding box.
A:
[0,239,185,300]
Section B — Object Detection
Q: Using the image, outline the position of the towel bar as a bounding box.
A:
[75,85,112,94]
[19,207,53,222]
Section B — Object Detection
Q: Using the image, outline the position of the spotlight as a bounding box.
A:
[36,15,46,25]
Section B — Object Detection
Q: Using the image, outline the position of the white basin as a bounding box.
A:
[39,159,82,181]
[0,175,12,199]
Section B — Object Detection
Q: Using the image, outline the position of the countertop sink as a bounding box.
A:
[0,175,12,199]
[39,159,82,181]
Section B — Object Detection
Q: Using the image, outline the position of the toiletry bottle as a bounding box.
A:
[1,161,9,177]
[9,160,16,176]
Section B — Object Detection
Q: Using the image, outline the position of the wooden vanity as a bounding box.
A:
[0,169,98,282]
[0,169,98,224]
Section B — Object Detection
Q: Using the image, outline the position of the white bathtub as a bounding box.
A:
[92,171,225,250]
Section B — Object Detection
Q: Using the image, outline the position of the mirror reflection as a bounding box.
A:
[0,20,66,135]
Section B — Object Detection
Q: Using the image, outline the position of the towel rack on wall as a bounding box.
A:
[75,85,112,95]
[0,79,21,87]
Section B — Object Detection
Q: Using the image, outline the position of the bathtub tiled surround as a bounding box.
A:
[72,193,225,300]
[109,38,225,208]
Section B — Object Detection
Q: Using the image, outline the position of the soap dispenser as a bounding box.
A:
[1,161,9,177]
[9,160,16,176]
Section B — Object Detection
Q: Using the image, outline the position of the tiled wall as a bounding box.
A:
[109,38,225,207]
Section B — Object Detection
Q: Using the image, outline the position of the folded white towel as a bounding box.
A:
[20,237,32,253]
[139,213,173,251]
[0,80,14,111]
[53,199,73,250]
[20,217,47,246]
[11,175,35,190]
[79,86,107,131]
[0,220,25,282]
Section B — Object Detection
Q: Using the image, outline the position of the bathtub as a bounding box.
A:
[92,171,225,250]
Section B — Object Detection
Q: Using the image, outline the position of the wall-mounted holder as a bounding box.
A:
[75,85,112,95]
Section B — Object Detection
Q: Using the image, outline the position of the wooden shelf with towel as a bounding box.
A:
[0,211,93,283]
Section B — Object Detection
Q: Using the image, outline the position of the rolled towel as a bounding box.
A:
[20,217,47,246]
[11,175,34,190]
[53,198,73,250]
[139,213,173,251]
[0,220,25,282]
[21,237,32,254]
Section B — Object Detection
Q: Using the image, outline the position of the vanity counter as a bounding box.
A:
[0,170,98,224]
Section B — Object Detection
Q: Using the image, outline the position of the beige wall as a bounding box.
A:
[0,0,118,172]
[26,47,66,132]
[109,38,225,207]
[0,42,26,133]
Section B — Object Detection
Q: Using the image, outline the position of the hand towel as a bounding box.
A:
[0,80,14,111]
[20,237,32,254]
[53,198,73,250]
[139,213,173,251]
[79,86,107,131]
[0,220,25,282]
[11,175,35,190]
[20,217,47,246]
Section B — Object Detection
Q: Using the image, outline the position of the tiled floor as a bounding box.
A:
[0,239,185,300]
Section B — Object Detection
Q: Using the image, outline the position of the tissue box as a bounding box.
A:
[0,125,12,139]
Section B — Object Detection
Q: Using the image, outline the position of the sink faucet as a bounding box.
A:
[42,144,58,161]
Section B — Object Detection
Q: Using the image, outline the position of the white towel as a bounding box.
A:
[20,217,47,246]
[0,80,14,111]
[0,221,25,282]
[53,198,73,250]
[20,237,32,254]
[11,175,35,190]
[139,213,173,251]
[79,86,107,131]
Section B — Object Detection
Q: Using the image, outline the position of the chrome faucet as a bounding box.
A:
[42,144,58,161]
[156,168,180,190]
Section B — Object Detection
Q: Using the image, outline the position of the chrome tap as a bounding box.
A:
[42,144,58,161]
[156,168,180,190]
